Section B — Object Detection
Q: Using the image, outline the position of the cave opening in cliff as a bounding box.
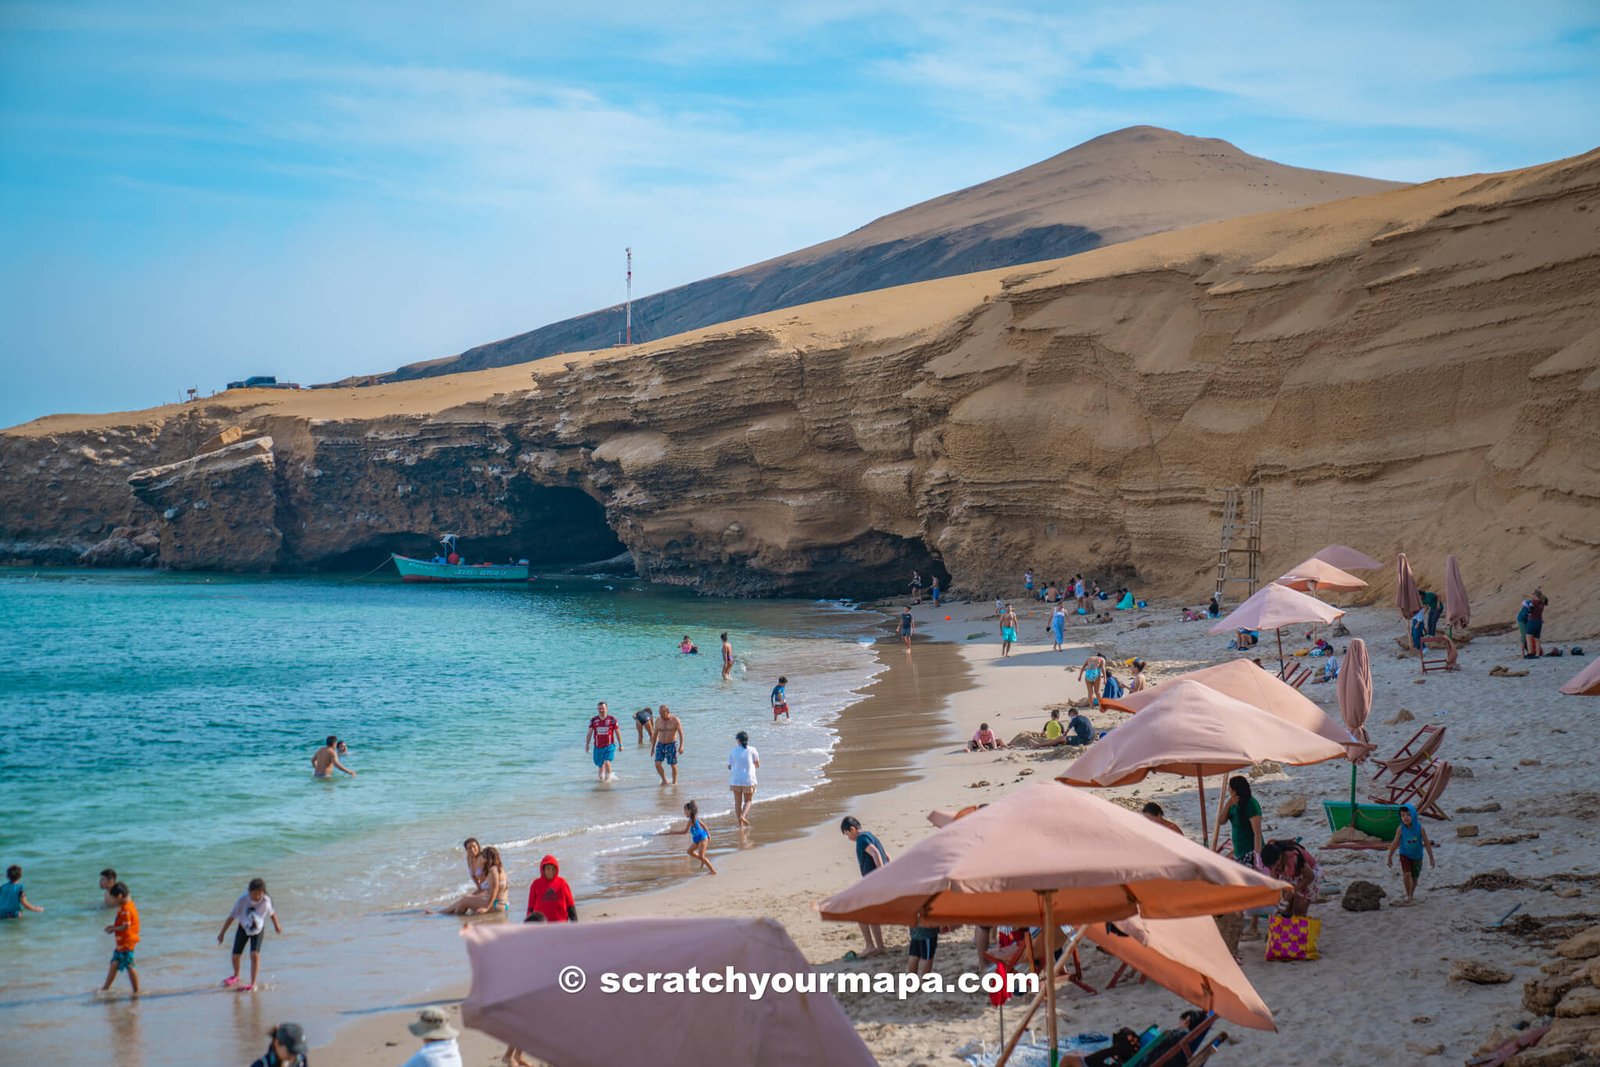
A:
[309,484,625,573]
[803,534,951,601]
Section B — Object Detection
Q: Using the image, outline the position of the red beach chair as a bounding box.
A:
[1420,636,1459,674]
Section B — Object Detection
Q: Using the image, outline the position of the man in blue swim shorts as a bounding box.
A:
[651,705,684,785]
[586,701,622,782]
[999,603,1019,658]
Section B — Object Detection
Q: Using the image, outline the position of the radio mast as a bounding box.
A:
[625,247,633,346]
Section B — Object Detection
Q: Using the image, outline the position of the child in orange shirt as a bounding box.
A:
[102,882,140,995]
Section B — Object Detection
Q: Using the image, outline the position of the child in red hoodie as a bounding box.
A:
[524,855,576,923]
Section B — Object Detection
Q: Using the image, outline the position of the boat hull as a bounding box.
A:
[390,554,531,583]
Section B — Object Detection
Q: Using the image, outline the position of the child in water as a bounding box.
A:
[218,877,284,991]
[663,801,717,875]
[103,882,140,994]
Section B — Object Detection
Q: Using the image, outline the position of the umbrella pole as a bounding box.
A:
[1197,767,1208,842]
[1043,895,1060,1067]
[1277,628,1286,674]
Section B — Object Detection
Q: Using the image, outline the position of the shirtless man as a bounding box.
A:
[720,632,734,681]
[652,705,685,785]
[312,735,357,778]
[999,603,1019,658]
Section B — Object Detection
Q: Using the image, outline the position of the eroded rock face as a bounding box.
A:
[128,437,282,571]
[2,146,1598,603]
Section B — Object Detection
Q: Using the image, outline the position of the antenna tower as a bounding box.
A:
[625,247,633,346]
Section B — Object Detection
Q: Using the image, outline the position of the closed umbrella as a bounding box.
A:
[1081,915,1276,1031]
[1445,555,1471,629]
[462,917,876,1067]
[1276,557,1368,594]
[1396,553,1422,620]
[819,783,1288,1067]
[1057,680,1348,840]
[1313,544,1383,571]
[1337,638,1375,812]
[1208,582,1344,671]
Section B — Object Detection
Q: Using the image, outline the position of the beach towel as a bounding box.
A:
[1102,674,1125,700]
[1264,915,1321,961]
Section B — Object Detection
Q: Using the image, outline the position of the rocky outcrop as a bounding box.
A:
[2,145,1598,609]
[128,437,282,571]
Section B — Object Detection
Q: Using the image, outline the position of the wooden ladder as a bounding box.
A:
[1213,486,1262,605]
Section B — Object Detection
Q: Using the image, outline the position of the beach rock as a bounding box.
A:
[1458,824,1479,837]
[1453,959,1515,985]
[1478,833,1542,846]
[1528,970,1595,1015]
[1455,766,1476,779]
[1405,1041,1445,1057]
[77,534,149,566]
[1388,708,1416,725]
[1557,886,1584,899]
[1342,880,1386,911]
[1557,927,1600,960]
[1276,795,1308,817]
[1461,802,1504,814]
[1413,1015,1433,1024]
[1522,758,1545,767]
[1557,987,1600,1017]
[967,780,991,789]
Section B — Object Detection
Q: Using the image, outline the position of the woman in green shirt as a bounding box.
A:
[1213,776,1262,862]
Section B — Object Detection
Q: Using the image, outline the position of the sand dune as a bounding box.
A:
[375,126,1401,382]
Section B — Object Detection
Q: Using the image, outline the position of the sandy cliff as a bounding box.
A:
[3,145,1597,623]
[375,126,1401,382]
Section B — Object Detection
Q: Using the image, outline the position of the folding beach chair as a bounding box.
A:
[1142,1012,1219,1067]
[1420,636,1459,674]
[1370,755,1446,808]
[1369,725,1445,788]
[1277,662,1313,690]
[1415,760,1453,821]
[982,929,1096,996]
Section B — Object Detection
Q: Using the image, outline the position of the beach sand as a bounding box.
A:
[320,596,1599,1066]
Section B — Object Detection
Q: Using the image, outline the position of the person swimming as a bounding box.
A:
[679,635,698,654]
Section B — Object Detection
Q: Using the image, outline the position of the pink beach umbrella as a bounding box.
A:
[1337,638,1375,809]
[1208,582,1345,671]
[462,917,876,1067]
[1561,658,1600,696]
[1100,659,1363,757]
[1313,544,1383,571]
[1276,557,1369,594]
[1057,680,1347,841]
[1081,915,1276,1031]
[819,783,1288,1067]
[1445,555,1471,629]
[1396,553,1422,620]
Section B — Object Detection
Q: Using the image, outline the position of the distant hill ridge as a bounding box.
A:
[365,126,1402,383]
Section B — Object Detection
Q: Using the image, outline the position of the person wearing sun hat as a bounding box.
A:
[399,1005,462,1067]
[249,1022,308,1067]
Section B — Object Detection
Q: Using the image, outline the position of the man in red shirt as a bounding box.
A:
[585,701,622,781]
[524,855,576,923]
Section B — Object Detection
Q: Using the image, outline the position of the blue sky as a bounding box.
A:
[1,1,1597,427]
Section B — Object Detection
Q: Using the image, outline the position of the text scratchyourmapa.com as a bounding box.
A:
[555,964,1040,1001]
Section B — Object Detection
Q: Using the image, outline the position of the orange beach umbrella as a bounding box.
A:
[1276,556,1368,594]
[819,783,1287,1067]
[1313,544,1383,571]
[1057,680,1347,839]
[462,917,876,1067]
[1100,659,1362,756]
[1082,915,1276,1031]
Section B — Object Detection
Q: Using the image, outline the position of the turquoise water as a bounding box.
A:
[0,569,883,1066]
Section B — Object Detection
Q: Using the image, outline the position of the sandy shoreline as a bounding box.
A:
[322,595,1600,1066]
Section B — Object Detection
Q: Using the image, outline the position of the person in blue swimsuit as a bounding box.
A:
[664,800,717,874]
[1078,652,1107,707]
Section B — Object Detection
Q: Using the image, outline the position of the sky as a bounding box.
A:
[1,1,1597,427]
